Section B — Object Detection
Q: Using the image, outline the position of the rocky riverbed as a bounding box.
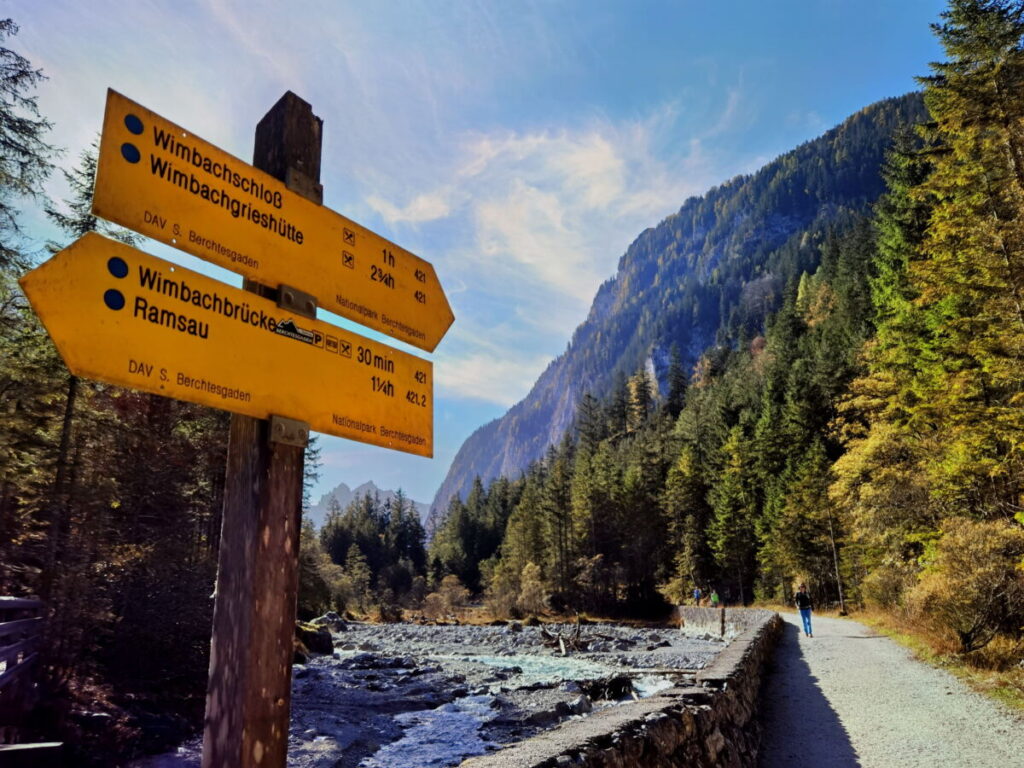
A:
[132,617,726,768]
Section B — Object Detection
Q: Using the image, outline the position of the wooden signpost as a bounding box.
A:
[93,90,454,352]
[21,89,452,767]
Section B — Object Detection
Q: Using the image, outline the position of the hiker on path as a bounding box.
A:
[692,586,703,605]
[795,583,813,637]
[709,589,720,608]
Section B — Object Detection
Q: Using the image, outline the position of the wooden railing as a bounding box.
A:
[0,597,43,741]
[0,597,62,764]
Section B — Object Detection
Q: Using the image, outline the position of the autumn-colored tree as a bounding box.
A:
[909,517,1024,653]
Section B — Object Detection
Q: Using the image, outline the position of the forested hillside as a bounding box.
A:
[433,92,927,512]
[430,0,1024,661]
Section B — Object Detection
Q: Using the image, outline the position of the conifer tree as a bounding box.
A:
[665,344,688,419]
[906,0,1024,515]
[0,18,54,269]
[627,370,654,433]
[708,427,758,603]
[660,445,714,600]
[345,544,372,612]
[543,436,574,594]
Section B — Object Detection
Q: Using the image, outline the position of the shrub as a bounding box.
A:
[862,561,916,610]
[421,574,470,620]
[484,561,519,618]
[908,518,1024,654]
[422,592,446,620]
[517,562,547,615]
[374,601,404,623]
[437,574,470,613]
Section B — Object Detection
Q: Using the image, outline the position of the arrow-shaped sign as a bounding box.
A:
[92,89,454,352]
[20,233,433,457]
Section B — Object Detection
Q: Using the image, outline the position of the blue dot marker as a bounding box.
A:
[107,256,128,278]
[104,289,125,311]
[124,114,144,135]
[121,143,141,163]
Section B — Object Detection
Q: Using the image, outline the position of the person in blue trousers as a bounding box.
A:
[795,583,813,637]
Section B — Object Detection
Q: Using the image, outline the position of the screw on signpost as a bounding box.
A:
[201,92,322,768]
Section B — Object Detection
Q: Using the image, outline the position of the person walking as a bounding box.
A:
[692,586,703,605]
[709,589,720,608]
[795,583,813,637]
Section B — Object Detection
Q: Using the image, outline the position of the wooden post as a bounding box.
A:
[202,92,323,768]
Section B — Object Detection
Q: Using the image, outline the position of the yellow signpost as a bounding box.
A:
[92,89,454,352]
[20,232,433,457]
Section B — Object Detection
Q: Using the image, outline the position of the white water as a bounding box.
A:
[358,695,496,768]
[632,674,675,698]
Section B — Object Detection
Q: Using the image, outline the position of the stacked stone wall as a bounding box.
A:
[462,608,782,768]
[678,606,778,638]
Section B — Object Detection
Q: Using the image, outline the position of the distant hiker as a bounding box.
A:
[795,583,813,637]
[710,589,720,608]
[692,586,703,605]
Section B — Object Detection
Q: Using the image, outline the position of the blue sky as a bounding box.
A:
[9,0,946,504]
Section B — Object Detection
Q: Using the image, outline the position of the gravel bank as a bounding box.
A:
[759,612,1023,768]
[131,619,722,768]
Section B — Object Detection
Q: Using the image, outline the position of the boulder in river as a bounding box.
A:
[311,611,346,632]
[296,621,334,654]
[584,674,633,700]
[567,694,592,714]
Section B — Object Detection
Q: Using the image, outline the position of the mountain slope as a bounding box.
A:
[433,93,926,512]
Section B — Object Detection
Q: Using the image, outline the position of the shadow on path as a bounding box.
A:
[758,620,860,768]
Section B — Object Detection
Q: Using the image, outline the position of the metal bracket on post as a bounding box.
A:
[277,285,317,319]
[269,415,310,447]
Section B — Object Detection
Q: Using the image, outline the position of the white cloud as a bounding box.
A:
[436,350,551,407]
[364,105,734,408]
[373,107,716,304]
[367,190,452,224]
[474,178,594,302]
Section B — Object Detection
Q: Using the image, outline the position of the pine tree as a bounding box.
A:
[605,372,630,437]
[574,391,605,453]
[905,0,1024,516]
[344,543,373,612]
[626,370,654,433]
[497,466,549,588]
[0,18,54,269]
[665,344,688,419]
[45,139,138,248]
[660,445,714,601]
[708,427,758,603]
[543,437,574,595]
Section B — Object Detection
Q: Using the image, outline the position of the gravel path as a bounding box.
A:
[758,612,1023,768]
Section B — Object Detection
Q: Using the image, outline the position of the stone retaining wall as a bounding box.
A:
[461,609,782,768]
[678,606,778,639]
